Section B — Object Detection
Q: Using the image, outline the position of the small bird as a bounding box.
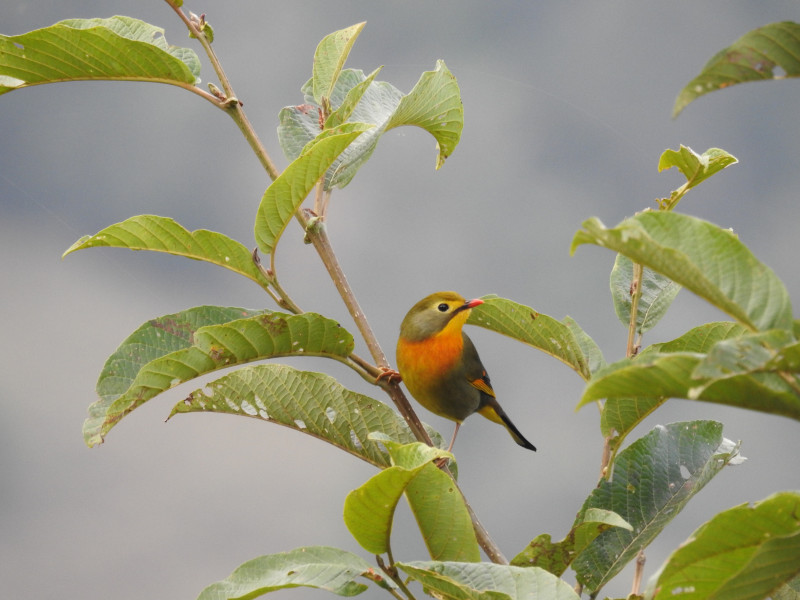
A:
[395,291,536,452]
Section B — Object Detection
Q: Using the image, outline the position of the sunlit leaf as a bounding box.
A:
[572,211,793,332]
[196,546,384,599]
[572,421,742,594]
[64,215,270,290]
[0,16,199,95]
[645,492,800,600]
[171,364,446,468]
[344,440,478,561]
[312,22,365,105]
[673,21,800,117]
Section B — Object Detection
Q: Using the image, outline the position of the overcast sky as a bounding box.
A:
[2,2,800,599]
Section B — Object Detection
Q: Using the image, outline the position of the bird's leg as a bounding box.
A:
[447,422,461,453]
[375,367,402,385]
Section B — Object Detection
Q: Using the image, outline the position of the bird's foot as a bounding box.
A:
[375,367,402,385]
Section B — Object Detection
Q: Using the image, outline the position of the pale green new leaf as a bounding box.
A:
[398,562,581,600]
[278,60,463,189]
[344,440,479,562]
[0,16,199,95]
[196,546,384,599]
[254,130,363,256]
[658,146,738,189]
[171,364,445,468]
[64,215,270,290]
[645,492,800,600]
[673,21,800,117]
[325,67,383,129]
[84,309,354,447]
[312,22,365,105]
[511,508,631,576]
[572,421,741,594]
[610,254,681,335]
[571,211,793,332]
[467,296,597,380]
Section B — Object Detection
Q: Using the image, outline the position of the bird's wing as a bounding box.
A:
[461,333,496,398]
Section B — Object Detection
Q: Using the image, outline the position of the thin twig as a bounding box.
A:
[630,548,646,596]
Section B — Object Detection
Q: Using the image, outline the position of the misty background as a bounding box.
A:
[2,2,800,598]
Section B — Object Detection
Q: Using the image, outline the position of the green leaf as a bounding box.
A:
[581,332,800,423]
[398,562,581,600]
[572,421,742,594]
[325,66,383,129]
[171,364,445,468]
[645,492,800,600]
[0,17,199,96]
[254,130,363,256]
[467,296,598,380]
[610,254,681,335]
[511,508,632,575]
[571,211,793,332]
[673,21,800,117]
[658,146,738,189]
[312,22,365,105]
[196,546,382,599]
[598,322,753,441]
[63,215,271,290]
[278,60,463,189]
[85,309,354,447]
[344,440,478,561]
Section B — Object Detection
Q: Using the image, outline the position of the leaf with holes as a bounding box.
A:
[0,16,199,95]
[572,211,793,332]
[673,21,800,117]
[511,508,631,575]
[467,296,598,380]
[171,364,446,468]
[645,491,800,600]
[572,421,742,594]
[196,546,389,599]
[64,215,270,290]
[84,309,354,447]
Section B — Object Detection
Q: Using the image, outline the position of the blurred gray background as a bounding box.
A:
[3,2,799,598]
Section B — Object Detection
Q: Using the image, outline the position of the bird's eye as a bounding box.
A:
[437,303,449,312]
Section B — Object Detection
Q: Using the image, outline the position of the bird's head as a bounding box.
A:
[399,291,484,342]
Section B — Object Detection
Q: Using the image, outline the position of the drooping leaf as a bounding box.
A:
[195,546,386,599]
[312,22,365,105]
[278,60,463,189]
[64,215,270,290]
[254,130,363,256]
[644,492,800,600]
[397,562,581,600]
[0,17,199,96]
[599,322,751,439]
[84,309,354,447]
[610,254,681,335]
[171,364,445,468]
[571,211,793,332]
[344,440,478,561]
[673,21,800,117]
[572,421,742,594]
[511,508,631,576]
[467,296,597,380]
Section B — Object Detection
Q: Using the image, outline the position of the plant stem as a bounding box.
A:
[626,262,644,359]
